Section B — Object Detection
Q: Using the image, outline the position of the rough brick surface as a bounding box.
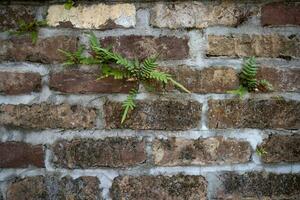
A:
[0,72,41,95]
[47,4,136,29]
[153,137,251,166]
[52,138,146,168]
[208,99,300,129]
[217,172,300,199]
[49,69,138,94]
[0,6,37,30]
[104,99,201,130]
[6,175,101,200]
[0,142,44,168]
[207,34,300,58]
[111,175,207,200]
[150,2,257,29]
[159,66,239,93]
[0,36,78,63]
[0,103,97,129]
[262,2,300,26]
[100,35,189,60]
[257,67,300,92]
[258,134,300,164]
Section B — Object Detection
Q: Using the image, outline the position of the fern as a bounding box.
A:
[60,32,191,124]
[229,57,273,97]
[10,20,47,44]
[121,89,138,124]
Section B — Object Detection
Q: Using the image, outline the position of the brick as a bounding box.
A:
[100,35,189,60]
[47,4,136,29]
[6,175,101,200]
[208,99,300,129]
[0,103,97,129]
[217,172,300,199]
[0,142,44,168]
[158,66,239,93]
[262,2,300,26]
[257,67,300,92]
[207,34,300,58]
[52,138,146,168]
[0,72,41,95]
[49,69,138,94]
[153,137,251,166]
[150,2,257,29]
[104,99,201,130]
[0,35,78,64]
[0,5,38,31]
[111,175,207,200]
[258,134,300,164]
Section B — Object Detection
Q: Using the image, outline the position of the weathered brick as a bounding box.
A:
[217,172,300,199]
[0,72,41,95]
[158,66,239,93]
[0,142,44,168]
[6,175,101,200]
[150,2,257,29]
[52,138,146,168]
[49,69,138,94]
[262,2,300,26]
[111,175,207,200]
[100,35,189,60]
[104,99,201,130]
[0,103,97,129]
[47,4,136,29]
[208,99,300,129]
[0,6,38,31]
[258,134,300,164]
[257,67,300,92]
[0,35,78,63]
[153,137,251,166]
[207,34,300,58]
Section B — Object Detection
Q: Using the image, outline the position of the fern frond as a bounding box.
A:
[239,56,258,91]
[168,77,191,93]
[121,89,138,124]
[99,64,128,80]
[149,70,171,84]
[141,57,158,78]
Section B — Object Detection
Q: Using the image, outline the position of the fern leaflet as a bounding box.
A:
[121,89,138,124]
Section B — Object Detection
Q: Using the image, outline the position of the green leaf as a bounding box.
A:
[31,31,38,44]
[64,0,74,10]
[227,86,248,97]
[121,89,138,124]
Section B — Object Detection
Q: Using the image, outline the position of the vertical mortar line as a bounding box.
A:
[200,98,209,131]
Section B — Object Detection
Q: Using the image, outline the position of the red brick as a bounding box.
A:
[0,103,97,129]
[49,69,138,94]
[0,35,78,64]
[262,2,300,26]
[0,142,44,168]
[100,35,189,60]
[208,99,300,129]
[104,99,201,130]
[257,67,300,92]
[153,137,251,166]
[0,72,41,95]
[111,175,207,200]
[207,34,300,58]
[258,134,300,163]
[52,138,146,168]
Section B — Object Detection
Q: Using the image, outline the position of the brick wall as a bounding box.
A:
[0,1,299,199]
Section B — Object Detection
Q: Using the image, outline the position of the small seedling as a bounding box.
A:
[60,32,190,124]
[228,57,273,97]
[256,147,267,157]
[10,20,47,44]
[64,0,74,10]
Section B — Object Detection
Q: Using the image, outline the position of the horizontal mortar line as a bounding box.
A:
[1,163,300,181]
[1,128,298,145]
[0,92,299,105]
[204,26,300,36]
